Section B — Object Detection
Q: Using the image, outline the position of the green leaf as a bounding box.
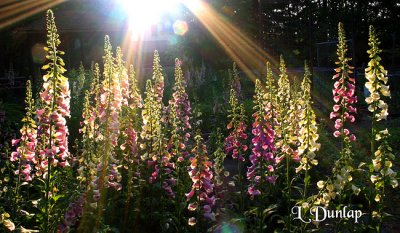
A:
[51,194,64,202]
[358,162,366,168]
[263,204,278,217]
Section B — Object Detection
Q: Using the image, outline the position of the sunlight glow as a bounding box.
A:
[182,0,279,83]
[119,0,181,37]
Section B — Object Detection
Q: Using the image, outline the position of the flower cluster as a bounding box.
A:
[120,65,142,167]
[77,64,101,185]
[140,51,165,183]
[81,38,126,210]
[247,79,279,198]
[230,62,242,100]
[330,23,357,141]
[288,82,303,159]
[365,27,398,221]
[128,64,143,113]
[315,180,336,206]
[140,80,162,160]
[10,80,37,181]
[36,10,71,175]
[225,89,248,162]
[152,50,164,104]
[59,194,87,232]
[107,74,123,146]
[275,57,300,164]
[369,130,398,219]
[116,47,130,107]
[365,26,390,121]
[212,129,229,197]
[315,23,360,207]
[370,130,398,189]
[98,51,122,147]
[186,133,215,225]
[296,64,320,173]
[1,213,15,231]
[80,65,100,139]
[168,58,191,159]
[315,138,358,207]
[263,62,277,126]
[163,59,192,197]
[76,62,86,96]
[96,36,123,181]
[276,56,291,147]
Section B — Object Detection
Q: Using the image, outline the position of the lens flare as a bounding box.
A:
[173,20,188,35]
[31,43,47,64]
[221,222,243,233]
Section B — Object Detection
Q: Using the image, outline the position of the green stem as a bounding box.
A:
[378,185,384,233]
[237,160,244,212]
[259,131,265,233]
[196,150,202,233]
[45,45,59,232]
[14,155,22,217]
[303,105,311,199]
[286,148,291,232]
[369,72,379,223]
[158,130,165,232]
[94,65,112,231]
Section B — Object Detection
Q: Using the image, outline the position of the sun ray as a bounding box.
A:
[0,0,20,8]
[0,0,66,30]
[0,0,39,17]
[182,0,280,83]
[121,31,146,85]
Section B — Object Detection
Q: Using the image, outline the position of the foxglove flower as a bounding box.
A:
[76,62,85,96]
[370,130,398,190]
[121,64,141,160]
[88,37,124,204]
[365,26,390,121]
[186,133,215,225]
[247,79,278,198]
[168,58,191,156]
[128,64,143,111]
[77,64,102,186]
[264,62,278,127]
[210,129,230,212]
[116,47,130,107]
[152,50,164,104]
[164,58,192,197]
[36,10,71,176]
[120,64,142,167]
[275,57,299,163]
[365,27,397,220]
[140,52,166,184]
[230,62,242,100]
[276,56,291,148]
[296,63,320,174]
[10,80,37,181]
[225,88,248,162]
[316,23,359,206]
[58,193,87,232]
[365,25,391,146]
[331,23,357,140]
